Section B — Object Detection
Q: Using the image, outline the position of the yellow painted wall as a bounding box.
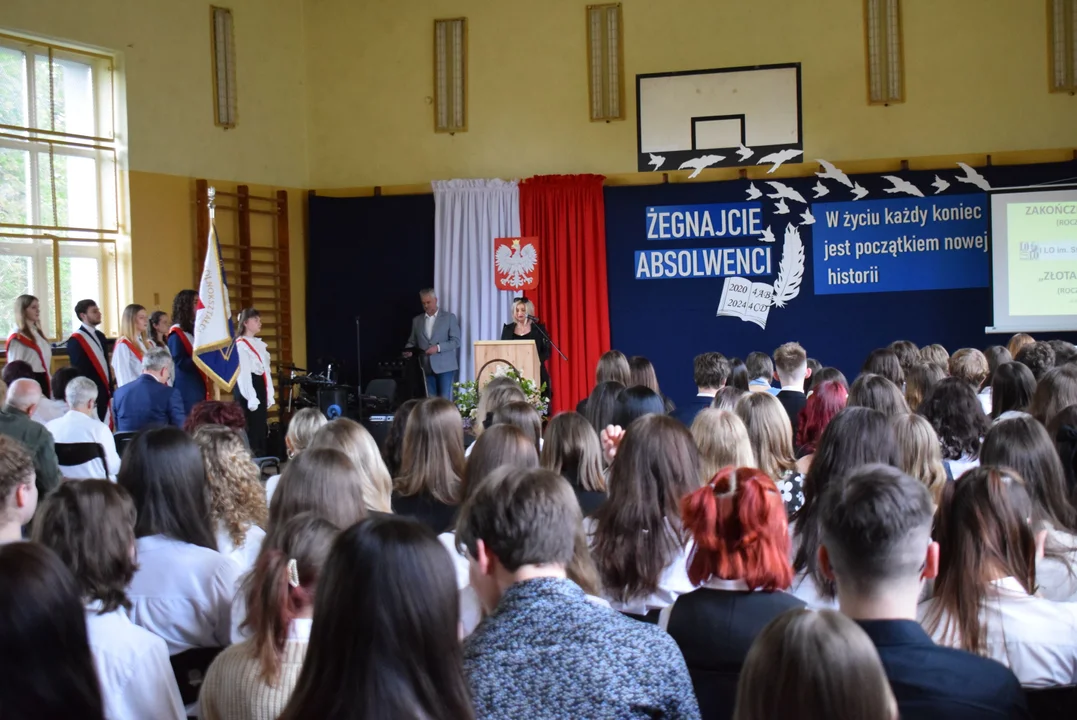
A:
[304,0,1077,188]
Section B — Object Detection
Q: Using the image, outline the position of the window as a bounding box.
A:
[1049,0,1077,93]
[587,3,625,121]
[211,6,238,127]
[434,18,467,133]
[0,32,120,339]
[864,0,904,104]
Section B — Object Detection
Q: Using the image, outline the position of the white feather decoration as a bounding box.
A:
[770,224,805,308]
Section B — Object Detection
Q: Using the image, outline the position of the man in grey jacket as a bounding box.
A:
[404,288,461,399]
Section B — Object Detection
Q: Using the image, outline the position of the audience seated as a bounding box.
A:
[727,357,751,392]
[791,407,900,609]
[112,348,186,433]
[460,466,699,719]
[0,359,33,388]
[710,385,746,411]
[582,379,625,436]
[201,513,338,720]
[267,447,368,531]
[919,466,1077,687]
[810,365,849,391]
[793,379,847,472]
[588,414,698,617]
[45,376,121,480]
[733,608,896,720]
[612,384,666,427]
[309,417,393,514]
[1008,332,1035,360]
[0,542,107,720]
[904,362,946,413]
[982,345,1013,412]
[1016,341,1056,381]
[862,347,906,388]
[662,467,804,720]
[0,378,60,496]
[381,398,419,477]
[392,397,466,533]
[745,351,778,395]
[691,409,754,484]
[1029,364,1077,427]
[920,343,950,372]
[194,425,268,574]
[0,436,37,544]
[848,373,909,416]
[0,360,64,425]
[981,415,1077,603]
[772,342,809,441]
[465,424,539,501]
[33,481,185,719]
[280,515,473,720]
[819,464,1027,719]
[1051,405,1077,502]
[919,377,987,479]
[674,352,731,427]
[33,365,78,424]
[630,355,677,412]
[489,400,543,454]
[265,407,327,505]
[735,392,804,515]
[890,413,947,506]
[118,427,239,655]
[991,361,1036,421]
[1048,339,1077,366]
[184,400,248,436]
[889,339,922,379]
[469,380,527,456]
[541,412,607,516]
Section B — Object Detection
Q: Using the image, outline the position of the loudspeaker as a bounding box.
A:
[317,387,350,420]
[362,415,394,450]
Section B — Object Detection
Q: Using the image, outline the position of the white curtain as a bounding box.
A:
[433,179,520,383]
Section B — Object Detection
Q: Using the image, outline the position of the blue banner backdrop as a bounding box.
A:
[604,161,1077,412]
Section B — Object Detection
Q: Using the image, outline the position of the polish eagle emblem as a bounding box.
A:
[494,237,539,290]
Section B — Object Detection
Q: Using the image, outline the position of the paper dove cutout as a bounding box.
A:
[812,181,830,199]
[882,176,925,198]
[815,159,854,187]
[931,175,950,195]
[766,181,808,205]
[679,154,725,179]
[648,153,666,171]
[760,226,776,243]
[773,198,790,215]
[800,209,816,226]
[955,162,991,191]
[757,149,803,173]
[746,183,762,201]
[735,143,754,162]
[850,182,869,201]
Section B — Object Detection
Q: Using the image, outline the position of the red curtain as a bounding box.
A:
[520,174,610,414]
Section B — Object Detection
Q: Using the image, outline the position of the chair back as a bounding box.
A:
[54,442,108,476]
[1026,685,1077,720]
[253,456,280,480]
[114,431,138,458]
[169,646,225,706]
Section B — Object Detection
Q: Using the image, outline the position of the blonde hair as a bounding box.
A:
[890,414,947,506]
[473,379,526,439]
[309,418,393,514]
[286,408,328,457]
[119,304,151,348]
[691,409,756,483]
[541,412,606,493]
[949,348,989,389]
[735,393,797,480]
[395,397,466,505]
[193,425,268,548]
[512,297,535,317]
[13,294,41,338]
[1007,333,1035,360]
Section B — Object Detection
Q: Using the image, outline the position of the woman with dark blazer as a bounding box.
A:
[500,297,552,405]
[167,290,208,415]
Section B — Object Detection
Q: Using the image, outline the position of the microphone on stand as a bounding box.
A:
[526,314,542,323]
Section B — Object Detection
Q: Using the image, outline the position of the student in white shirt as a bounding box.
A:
[919,466,1077,687]
[117,426,240,655]
[981,414,1077,602]
[46,376,122,481]
[0,542,107,720]
[5,293,52,397]
[234,308,275,457]
[193,424,268,575]
[32,480,185,720]
[111,303,154,388]
[587,414,698,617]
[0,436,38,545]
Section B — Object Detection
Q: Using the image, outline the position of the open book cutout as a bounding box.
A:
[717,277,773,329]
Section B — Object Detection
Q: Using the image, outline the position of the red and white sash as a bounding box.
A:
[116,336,145,363]
[237,337,272,401]
[169,325,210,399]
[70,330,111,388]
[6,332,51,396]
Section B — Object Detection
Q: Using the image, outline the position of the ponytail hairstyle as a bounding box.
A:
[682,467,792,591]
[241,513,338,685]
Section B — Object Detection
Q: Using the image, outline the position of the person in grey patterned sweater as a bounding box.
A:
[457,466,701,720]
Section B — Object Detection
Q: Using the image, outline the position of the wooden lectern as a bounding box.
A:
[474,340,540,387]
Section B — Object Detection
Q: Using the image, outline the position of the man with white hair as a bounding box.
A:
[46,376,121,480]
[404,288,461,399]
[112,347,187,432]
[0,378,61,496]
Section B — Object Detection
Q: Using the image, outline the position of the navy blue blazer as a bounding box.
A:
[672,394,713,427]
[167,331,207,414]
[113,374,187,433]
[857,620,1029,720]
[66,327,112,421]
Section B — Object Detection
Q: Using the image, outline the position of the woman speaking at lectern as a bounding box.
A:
[500,297,552,404]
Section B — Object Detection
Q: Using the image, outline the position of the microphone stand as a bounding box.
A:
[528,317,567,362]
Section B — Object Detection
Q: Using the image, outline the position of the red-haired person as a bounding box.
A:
[659,467,805,720]
[794,380,848,474]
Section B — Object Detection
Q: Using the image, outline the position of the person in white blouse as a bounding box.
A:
[919,466,1077,688]
[235,308,274,457]
[117,426,240,658]
[46,376,121,481]
[111,303,154,388]
[32,480,185,720]
[5,294,52,397]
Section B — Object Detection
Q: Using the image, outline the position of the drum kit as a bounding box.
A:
[279,362,390,420]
